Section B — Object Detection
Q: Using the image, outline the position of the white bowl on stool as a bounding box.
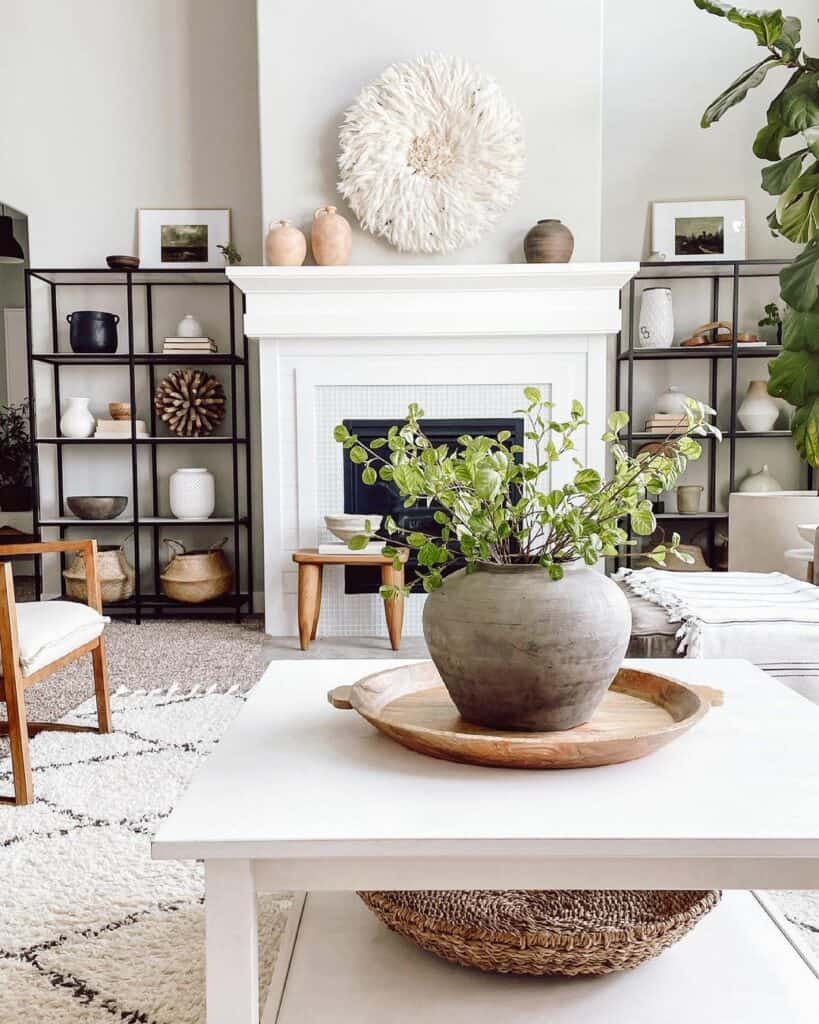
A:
[324,513,382,544]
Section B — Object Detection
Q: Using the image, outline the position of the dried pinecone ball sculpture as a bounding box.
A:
[154,368,226,437]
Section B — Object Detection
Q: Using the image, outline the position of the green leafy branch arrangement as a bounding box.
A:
[334,389,719,599]
[696,1,819,462]
[0,401,31,487]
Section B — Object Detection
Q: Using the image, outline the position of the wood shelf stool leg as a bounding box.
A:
[310,566,323,641]
[297,563,322,651]
[380,562,405,651]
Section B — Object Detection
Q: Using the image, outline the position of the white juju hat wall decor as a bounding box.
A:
[338,53,525,254]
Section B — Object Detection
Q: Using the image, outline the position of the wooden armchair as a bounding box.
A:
[0,539,112,804]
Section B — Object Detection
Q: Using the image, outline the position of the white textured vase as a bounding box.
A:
[737,380,779,432]
[60,397,96,438]
[655,386,691,415]
[176,314,203,338]
[739,465,782,493]
[169,468,215,520]
[638,288,674,349]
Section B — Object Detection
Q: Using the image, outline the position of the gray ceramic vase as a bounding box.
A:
[523,219,575,263]
[422,561,631,732]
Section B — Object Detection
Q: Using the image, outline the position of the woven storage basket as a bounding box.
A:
[359,889,721,975]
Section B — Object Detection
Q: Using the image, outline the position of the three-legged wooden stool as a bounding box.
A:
[292,548,408,651]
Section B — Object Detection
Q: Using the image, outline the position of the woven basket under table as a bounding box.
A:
[358,889,721,976]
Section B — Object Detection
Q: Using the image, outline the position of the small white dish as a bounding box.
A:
[324,513,382,544]
[796,523,818,545]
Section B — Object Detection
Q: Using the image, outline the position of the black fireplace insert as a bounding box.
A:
[341,417,525,594]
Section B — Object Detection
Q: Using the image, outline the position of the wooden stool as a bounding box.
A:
[292,548,408,651]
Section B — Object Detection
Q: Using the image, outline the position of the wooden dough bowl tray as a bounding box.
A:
[328,661,721,770]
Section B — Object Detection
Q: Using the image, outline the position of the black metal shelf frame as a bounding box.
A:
[24,267,253,622]
[614,258,812,570]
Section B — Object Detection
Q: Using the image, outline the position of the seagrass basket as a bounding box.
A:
[358,889,721,976]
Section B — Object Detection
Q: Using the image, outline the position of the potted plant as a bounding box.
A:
[335,389,719,731]
[0,400,33,511]
[758,302,783,345]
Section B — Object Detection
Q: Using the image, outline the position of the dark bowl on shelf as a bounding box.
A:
[66,496,128,520]
[106,255,140,270]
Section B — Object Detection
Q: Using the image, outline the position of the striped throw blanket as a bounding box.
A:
[617,568,819,703]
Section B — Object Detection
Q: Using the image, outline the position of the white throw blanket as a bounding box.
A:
[617,568,819,702]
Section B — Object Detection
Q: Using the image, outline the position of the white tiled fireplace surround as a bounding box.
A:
[228,264,638,637]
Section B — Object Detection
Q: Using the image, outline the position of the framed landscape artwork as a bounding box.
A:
[138,208,231,268]
[651,200,746,262]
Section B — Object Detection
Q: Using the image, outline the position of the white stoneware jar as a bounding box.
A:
[311,206,352,266]
[655,386,691,415]
[60,397,96,438]
[265,220,307,266]
[739,465,782,493]
[676,484,703,514]
[169,468,215,519]
[176,314,203,338]
[637,287,674,349]
[737,380,779,432]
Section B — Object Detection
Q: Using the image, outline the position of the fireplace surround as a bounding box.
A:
[227,263,638,637]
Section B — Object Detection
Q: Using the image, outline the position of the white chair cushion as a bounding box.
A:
[11,601,108,676]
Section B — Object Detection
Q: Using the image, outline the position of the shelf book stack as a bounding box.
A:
[94,418,149,439]
[162,336,218,355]
[644,414,689,436]
[317,542,385,556]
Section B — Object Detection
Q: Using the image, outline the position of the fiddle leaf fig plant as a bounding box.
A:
[695,1,819,463]
[334,389,719,598]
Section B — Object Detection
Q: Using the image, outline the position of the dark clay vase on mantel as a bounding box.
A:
[524,219,575,263]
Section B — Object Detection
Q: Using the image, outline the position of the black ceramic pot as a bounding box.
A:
[67,310,119,353]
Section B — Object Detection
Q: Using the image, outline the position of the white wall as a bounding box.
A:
[257,0,604,263]
[0,0,262,265]
[602,0,819,261]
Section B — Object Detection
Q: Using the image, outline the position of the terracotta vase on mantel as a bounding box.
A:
[311,206,352,266]
[265,220,307,266]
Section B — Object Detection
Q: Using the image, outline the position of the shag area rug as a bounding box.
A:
[0,685,291,1023]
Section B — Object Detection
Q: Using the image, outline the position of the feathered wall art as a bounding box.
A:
[338,54,525,254]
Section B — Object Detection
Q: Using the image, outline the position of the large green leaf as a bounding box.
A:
[791,395,819,466]
[780,72,819,133]
[753,71,809,159]
[776,165,819,243]
[701,57,783,126]
[767,348,819,405]
[780,239,819,310]
[783,305,819,351]
[761,148,807,195]
[693,1,786,47]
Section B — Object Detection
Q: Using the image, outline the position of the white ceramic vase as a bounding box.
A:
[60,397,96,438]
[655,386,691,415]
[739,465,782,493]
[176,314,203,338]
[638,288,674,349]
[737,380,779,432]
[169,468,215,519]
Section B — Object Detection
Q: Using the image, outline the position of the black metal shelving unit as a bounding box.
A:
[615,258,812,569]
[24,267,253,622]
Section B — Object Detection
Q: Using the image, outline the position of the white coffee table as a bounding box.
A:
[152,658,819,1023]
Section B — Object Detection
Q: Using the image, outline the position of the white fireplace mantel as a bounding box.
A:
[227,263,639,637]
[228,263,638,339]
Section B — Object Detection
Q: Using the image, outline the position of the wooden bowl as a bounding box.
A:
[106,255,140,270]
[108,402,132,421]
